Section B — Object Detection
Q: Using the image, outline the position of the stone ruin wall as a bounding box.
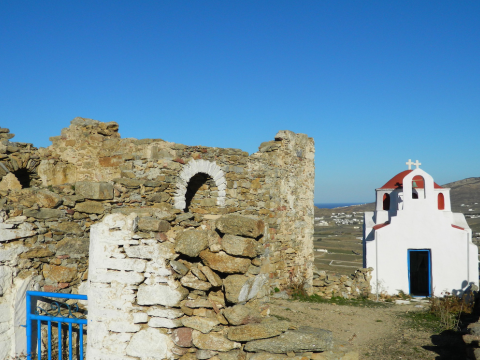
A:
[0,118,316,359]
[311,269,372,300]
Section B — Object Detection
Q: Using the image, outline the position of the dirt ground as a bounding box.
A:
[270,298,475,360]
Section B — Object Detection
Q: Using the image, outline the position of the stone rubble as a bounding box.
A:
[86,212,357,359]
[311,268,372,300]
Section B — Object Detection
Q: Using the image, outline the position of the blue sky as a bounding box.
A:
[1,1,479,203]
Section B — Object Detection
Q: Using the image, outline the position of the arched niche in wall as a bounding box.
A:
[438,193,445,210]
[174,159,226,211]
[383,193,390,210]
[0,157,40,188]
[12,168,33,188]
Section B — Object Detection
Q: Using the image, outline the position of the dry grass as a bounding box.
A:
[428,291,475,331]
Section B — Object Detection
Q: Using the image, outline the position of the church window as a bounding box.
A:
[382,193,390,210]
[438,193,445,210]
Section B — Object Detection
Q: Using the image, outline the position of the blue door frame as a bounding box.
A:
[26,291,87,360]
[408,249,431,297]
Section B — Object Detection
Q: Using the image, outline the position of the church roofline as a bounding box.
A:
[378,169,443,190]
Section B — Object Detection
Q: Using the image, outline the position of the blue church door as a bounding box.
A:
[408,249,431,297]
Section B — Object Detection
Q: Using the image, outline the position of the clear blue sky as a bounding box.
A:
[1,1,479,203]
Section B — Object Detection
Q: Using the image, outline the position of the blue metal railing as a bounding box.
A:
[26,291,87,360]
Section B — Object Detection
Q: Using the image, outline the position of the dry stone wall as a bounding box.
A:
[311,268,372,300]
[0,118,315,359]
[86,213,337,360]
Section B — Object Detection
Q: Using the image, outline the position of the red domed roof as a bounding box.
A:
[380,170,443,189]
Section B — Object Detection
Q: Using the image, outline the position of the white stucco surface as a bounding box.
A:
[0,212,40,360]
[0,271,35,360]
[364,168,479,297]
[86,213,182,360]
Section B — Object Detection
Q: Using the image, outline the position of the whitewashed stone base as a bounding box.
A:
[87,213,183,360]
[0,273,35,359]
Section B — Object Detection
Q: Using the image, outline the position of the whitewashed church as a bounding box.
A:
[363,160,479,297]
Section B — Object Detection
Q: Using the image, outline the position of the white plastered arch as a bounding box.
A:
[174,159,226,210]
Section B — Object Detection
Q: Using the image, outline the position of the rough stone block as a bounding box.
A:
[49,221,83,235]
[171,260,189,276]
[199,265,223,287]
[244,326,333,353]
[248,353,285,360]
[125,242,177,260]
[172,327,194,348]
[258,141,281,153]
[222,304,262,326]
[196,349,218,359]
[43,264,77,283]
[181,316,219,334]
[74,200,105,214]
[175,229,209,257]
[137,283,188,307]
[113,178,145,188]
[37,161,77,186]
[208,290,226,308]
[75,181,114,200]
[148,193,171,203]
[147,307,184,319]
[56,237,89,258]
[192,330,241,352]
[222,235,258,258]
[125,328,174,358]
[199,250,251,274]
[184,299,214,309]
[223,275,249,304]
[180,273,212,291]
[148,317,182,328]
[23,208,64,219]
[34,190,63,208]
[138,217,170,232]
[226,317,289,342]
[217,349,247,360]
[0,221,36,242]
[216,215,265,238]
[0,173,21,191]
[19,247,54,259]
[133,312,148,323]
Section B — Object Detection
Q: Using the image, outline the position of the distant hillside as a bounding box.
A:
[315,177,480,215]
[314,177,480,233]
[442,177,480,211]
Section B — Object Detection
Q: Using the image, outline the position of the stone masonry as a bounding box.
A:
[86,212,340,360]
[311,268,372,300]
[0,118,317,359]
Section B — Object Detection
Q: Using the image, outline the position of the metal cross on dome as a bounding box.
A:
[406,159,421,170]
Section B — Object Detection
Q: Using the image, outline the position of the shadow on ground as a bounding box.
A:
[424,301,480,360]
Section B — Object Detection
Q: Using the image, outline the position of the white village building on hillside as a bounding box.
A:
[363,160,479,297]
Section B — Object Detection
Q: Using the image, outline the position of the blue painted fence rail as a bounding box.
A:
[26,291,87,360]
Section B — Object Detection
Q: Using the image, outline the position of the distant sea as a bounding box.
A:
[315,202,367,209]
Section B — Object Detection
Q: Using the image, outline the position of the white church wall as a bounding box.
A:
[365,168,479,297]
[371,219,475,296]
